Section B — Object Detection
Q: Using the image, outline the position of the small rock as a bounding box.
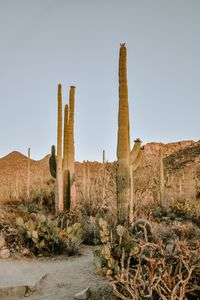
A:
[0,236,5,248]
[21,248,29,256]
[0,248,10,259]
[74,287,91,299]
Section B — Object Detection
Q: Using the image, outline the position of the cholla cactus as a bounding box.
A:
[116,44,143,225]
[49,84,76,213]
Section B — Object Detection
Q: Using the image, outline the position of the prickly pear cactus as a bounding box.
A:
[16,213,60,253]
[94,218,140,276]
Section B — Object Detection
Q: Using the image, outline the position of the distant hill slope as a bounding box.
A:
[0,151,51,201]
[0,140,200,205]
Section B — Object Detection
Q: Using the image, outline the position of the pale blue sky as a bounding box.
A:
[0,0,199,161]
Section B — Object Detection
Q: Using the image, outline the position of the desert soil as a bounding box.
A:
[0,246,115,300]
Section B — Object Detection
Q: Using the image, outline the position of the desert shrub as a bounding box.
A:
[151,204,169,219]
[171,199,193,217]
[170,199,200,227]
[156,221,200,244]
[81,216,101,245]
[56,209,82,229]
[61,237,82,256]
[94,218,200,299]
[79,196,103,217]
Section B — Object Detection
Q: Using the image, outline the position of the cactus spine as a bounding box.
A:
[49,85,76,213]
[49,145,57,178]
[116,44,143,225]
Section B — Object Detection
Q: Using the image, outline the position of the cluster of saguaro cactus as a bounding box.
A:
[116,44,143,225]
[49,84,76,213]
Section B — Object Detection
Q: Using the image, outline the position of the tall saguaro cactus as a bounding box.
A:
[49,84,76,213]
[116,44,143,225]
[56,84,64,213]
[63,104,70,210]
[67,86,76,209]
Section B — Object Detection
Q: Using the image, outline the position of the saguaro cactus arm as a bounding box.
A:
[129,140,143,224]
[130,138,142,165]
[131,148,143,172]
[49,145,57,178]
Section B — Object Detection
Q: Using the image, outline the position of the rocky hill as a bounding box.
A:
[0,151,51,202]
[0,140,199,208]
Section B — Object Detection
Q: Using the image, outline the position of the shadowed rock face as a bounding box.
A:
[164,141,200,171]
[134,140,200,205]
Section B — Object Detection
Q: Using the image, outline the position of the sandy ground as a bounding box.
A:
[0,246,115,300]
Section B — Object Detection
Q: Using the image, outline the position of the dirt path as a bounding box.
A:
[0,246,115,300]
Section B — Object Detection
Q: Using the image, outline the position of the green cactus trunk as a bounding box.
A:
[63,104,69,171]
[116,45,143,225]
[56,84,64,213]
[67,86,76,209]
[63,104,70,210]
[116,44,131,225]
